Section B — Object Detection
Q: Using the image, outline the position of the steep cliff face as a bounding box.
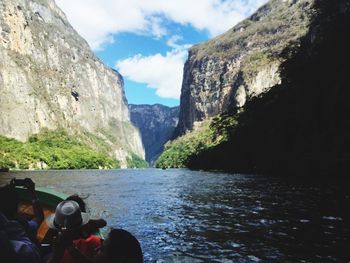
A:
[176,0,314,136]
[129,104,179,165]
[0,0,144,166]
[188,0,350,177]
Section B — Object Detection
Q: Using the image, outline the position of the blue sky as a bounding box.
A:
[56,0,267,107]
[96,27,208,106]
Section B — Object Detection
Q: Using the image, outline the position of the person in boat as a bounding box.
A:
[0,180,43,263]
[46,200,143,263]
[46,200,103,263]
[0,211,41,263]
[0,178,44,243]
[43,194,107,245]
[66,194,107,234]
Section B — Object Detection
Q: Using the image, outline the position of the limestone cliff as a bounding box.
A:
[0,0,144,167]
[176,0,314,136]
[129,104,179,165]
[188,0,350,176]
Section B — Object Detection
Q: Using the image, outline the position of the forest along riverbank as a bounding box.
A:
[1,169,349,262]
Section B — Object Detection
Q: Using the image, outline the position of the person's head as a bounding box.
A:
[0,184,19,220]
[46,200,89,234]
[66,194,87,212]
[94,229,143,263]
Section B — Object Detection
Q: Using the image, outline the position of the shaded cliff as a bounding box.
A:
[129,104,179,165]
[188,0,350,177]
[0,0,144,167]
[175,0,314,136]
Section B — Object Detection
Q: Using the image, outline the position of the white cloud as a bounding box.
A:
[56,0,268,50]
[116,39,189,99]
[55,0,268,99]
[166,35,185,49]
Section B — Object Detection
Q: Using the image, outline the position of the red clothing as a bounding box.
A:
[61,235,102,263]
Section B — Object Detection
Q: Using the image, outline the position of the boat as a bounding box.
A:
[15,186,103,243]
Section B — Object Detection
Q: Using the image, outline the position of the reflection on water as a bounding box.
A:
[1,169,349,262]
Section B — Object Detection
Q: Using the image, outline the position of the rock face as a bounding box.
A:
[175,0,314,136]
[129,104,179,165]
[0,0,144,166]
[188,0,350,177]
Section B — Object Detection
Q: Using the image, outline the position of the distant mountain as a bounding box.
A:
[0,0,144,168]
[129,104,179,165]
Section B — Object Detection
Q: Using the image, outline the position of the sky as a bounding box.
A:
[55,0,268,107]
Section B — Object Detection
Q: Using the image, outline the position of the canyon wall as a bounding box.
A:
[175,0,314,136]
[0,0,144,166]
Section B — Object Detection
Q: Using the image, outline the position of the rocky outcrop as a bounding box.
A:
[175,0,314,136]
[0,0,144,167]
[188,0,350,177]
[129,104,179,165]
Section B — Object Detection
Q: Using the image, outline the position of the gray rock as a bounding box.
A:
[129,104,179,165]
[0,0,144,167]
[175,0,314,136]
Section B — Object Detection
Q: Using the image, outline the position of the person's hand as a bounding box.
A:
[24,178,35,192]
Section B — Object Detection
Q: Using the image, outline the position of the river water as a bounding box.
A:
[0,169,349,262]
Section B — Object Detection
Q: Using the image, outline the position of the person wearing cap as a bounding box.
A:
[46,200,102,263]
[65,194,107,235]
[42,194,106,246]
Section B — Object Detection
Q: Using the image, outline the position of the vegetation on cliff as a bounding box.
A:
[156,115,237,168]
[191,0,312,60]
[0,129,120,169]
[127,153,149,168]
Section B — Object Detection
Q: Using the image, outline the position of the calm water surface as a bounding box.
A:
[1,169,349,262]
